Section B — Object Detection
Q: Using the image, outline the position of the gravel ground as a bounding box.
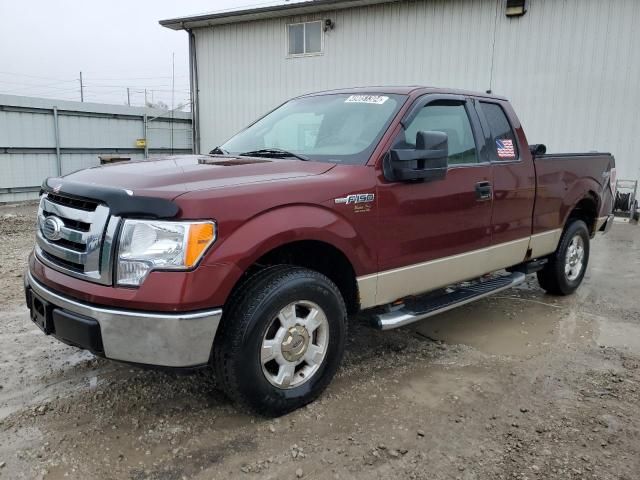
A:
[0,204,639,480]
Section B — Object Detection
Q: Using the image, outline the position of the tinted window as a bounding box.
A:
[480,102,519,160]
[399,102,477,165]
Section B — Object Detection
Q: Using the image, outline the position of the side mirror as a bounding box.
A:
[384,131,448,182]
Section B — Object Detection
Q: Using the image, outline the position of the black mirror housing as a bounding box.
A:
[385,131,449,182]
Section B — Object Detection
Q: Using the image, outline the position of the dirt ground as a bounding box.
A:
[1,203,639,480]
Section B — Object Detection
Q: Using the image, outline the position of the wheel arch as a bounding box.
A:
[249,240,360,315]
[204,205,369,314]
[564,191,599,236]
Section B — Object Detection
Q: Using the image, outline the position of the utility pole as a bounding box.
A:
[171,52,175,154]
[144,88,148,106]
[79,71,84,102]
[127,87,131,106]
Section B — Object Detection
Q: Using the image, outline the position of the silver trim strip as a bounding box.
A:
[42,197,96,223]
[375,272,526,330]
[56,223,85,244]
[36,231,87,264]
[26,271,222,367]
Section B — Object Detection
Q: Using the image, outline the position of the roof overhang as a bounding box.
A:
[160,0,399,30]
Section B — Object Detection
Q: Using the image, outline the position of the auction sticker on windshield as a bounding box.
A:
[345,95,389,104]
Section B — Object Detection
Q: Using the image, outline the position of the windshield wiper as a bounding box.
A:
[209,146,230,155]
[239,148,310,162]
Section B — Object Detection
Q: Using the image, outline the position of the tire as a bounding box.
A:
[213,265,347,416]
[536,219,590,295]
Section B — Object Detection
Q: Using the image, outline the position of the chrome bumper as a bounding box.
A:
[25,271,222,368]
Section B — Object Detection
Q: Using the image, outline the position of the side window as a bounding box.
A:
[479,102,519,161]
[399,102,478,165]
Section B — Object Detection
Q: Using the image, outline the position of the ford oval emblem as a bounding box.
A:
[42,216,65,241]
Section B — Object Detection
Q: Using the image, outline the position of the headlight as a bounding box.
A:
[117,220,216,286]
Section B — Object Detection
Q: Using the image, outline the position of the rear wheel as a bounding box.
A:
[537,219,590,295]
[213,265,347,416]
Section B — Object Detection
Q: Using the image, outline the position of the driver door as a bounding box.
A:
[374,95,494,305]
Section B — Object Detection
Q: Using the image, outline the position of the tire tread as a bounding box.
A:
[536,219,589,296]
[213,265,346,415]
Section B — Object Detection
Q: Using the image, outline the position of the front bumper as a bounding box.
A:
[24,270,223,368]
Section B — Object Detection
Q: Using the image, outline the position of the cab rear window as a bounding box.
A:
[480,102,518,161]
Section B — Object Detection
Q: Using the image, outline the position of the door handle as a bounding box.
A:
[475,181,492,201]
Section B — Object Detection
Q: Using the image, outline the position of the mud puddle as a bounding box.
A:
[413,286,571,357]
[0,305,117,420]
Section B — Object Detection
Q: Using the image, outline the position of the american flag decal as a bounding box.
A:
[496,139,515,159]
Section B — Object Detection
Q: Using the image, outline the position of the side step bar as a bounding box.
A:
[374,272,526,330]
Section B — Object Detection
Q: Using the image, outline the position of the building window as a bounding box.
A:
[287,21,322,56]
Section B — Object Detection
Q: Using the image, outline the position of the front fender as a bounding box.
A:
[201,204,373,301]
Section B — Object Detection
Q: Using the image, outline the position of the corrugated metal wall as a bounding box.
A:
[194,0,640,180]
[0,95,192,202]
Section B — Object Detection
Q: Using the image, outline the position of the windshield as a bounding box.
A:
[220,93,405,165]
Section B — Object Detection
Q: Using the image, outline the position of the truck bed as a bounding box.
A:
[532,152,615,235]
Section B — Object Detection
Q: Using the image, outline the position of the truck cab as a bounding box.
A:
[25,86,615,415]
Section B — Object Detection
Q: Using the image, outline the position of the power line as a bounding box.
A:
[0,85,81,96]
[0,71,190,82]
[84,84,190,92]
[0,79,77,87]
[0,82,80,94]
[85,74,189,81]
[0,71,75,82]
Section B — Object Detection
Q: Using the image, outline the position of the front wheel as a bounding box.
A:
[537,219,590,295]
[213,266,347,416]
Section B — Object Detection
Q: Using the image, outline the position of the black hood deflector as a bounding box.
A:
[41,178,180,219]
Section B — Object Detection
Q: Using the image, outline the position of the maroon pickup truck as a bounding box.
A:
[25,86,615,415]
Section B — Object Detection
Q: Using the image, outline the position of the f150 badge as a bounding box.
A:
[335,193,374,204]
[335,193,375,213]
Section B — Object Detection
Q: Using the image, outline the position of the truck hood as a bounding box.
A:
[62,155,336,199]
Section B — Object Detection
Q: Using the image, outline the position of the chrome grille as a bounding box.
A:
[35,193,120,285]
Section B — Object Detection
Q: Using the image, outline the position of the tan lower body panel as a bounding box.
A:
[527,229,562,258]
[358,231,562,309]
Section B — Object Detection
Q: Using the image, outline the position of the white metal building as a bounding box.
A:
[162,0,640,181]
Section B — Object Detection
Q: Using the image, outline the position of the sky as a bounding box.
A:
[0,0,296,109]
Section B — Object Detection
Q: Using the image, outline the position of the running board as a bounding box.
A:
[374,272,526,330]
